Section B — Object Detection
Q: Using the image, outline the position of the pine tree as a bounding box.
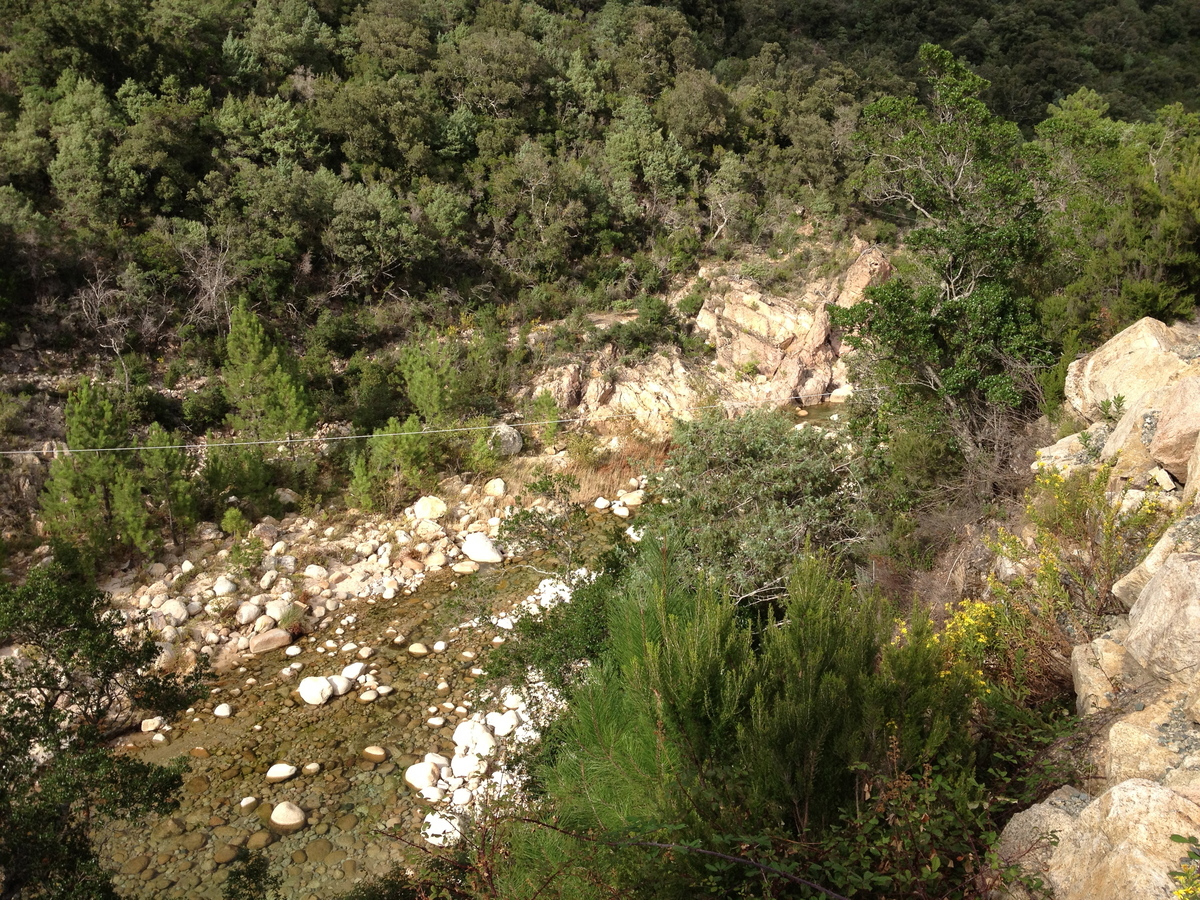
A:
[140,423,196,547]
[223,300,315,455]
[41,380,151,557]
[345,414,432,512]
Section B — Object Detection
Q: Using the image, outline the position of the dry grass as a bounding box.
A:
[490,428,673,504]
[560,431,672,502]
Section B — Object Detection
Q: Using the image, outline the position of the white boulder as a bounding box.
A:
[461,533,503,564]
[414,496,448,521]
[268,801,306,834]
[265,763,297,784]
[213,575,238,597]
[297,676,333,706]
[404,761,440,791]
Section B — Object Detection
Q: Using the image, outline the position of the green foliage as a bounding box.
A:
[141,423,196,546]
[855,45,1045,300]
[1036,92,1200,342]
[498,473,590,572]
[1098,394,1127,424]
[220,506,250,538]
[397,331,467,424]
[224,300,315,449]
[222,849,282,900]
[40,380,153,558]
[993,463,1174,625]
[591,295,698,360]
[1170,835,1200,900]
[833,278,1048,464]
[528,391,562,447]
[650,409,860,600]
[493,542,982,899]
[0,547,204,899]
[347,414,437,513]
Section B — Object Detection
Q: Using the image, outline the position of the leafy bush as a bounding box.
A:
[994,463,1173,625]
[182,380,231,433]
[0,547,204,898]
[649,409,861,601]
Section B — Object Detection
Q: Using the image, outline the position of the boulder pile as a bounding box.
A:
[998,316,1200,900]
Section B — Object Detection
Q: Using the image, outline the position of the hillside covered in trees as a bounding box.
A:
[1,1,1200,898]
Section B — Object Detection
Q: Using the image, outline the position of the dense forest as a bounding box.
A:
[1,1,1200,898]
[0,0,1197,551]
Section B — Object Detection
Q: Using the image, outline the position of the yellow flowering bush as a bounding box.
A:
[982,461,1174,700]
[1020,463,1172,618]
[1170,834,1200,899]
[939,599,997,693]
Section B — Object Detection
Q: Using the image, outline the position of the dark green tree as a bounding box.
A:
[223,300,315,450]
[854,44,1045,301]
[40,380,153,558]
[833,279,1048,465]
[0,547,204,899]
[140,422,197,547]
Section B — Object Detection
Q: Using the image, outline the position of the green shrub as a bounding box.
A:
[649,409,861,601]
[220,507,250,537]
[183,381,230,433]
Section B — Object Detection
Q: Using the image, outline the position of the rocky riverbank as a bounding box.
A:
[75,474,649,898]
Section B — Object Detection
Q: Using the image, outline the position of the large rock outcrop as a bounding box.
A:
[1150,378,1200,480]
[1006,313,1200,899]
[1046,780,1200,900]
[1125,552,1200,683]
[1066,317,1200,423]
[693,241,890,407]
[526,241,891,435]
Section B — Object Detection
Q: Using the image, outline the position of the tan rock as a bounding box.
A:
[248,628,292,655]
[1125,552,1200,680]
[834,244,891,307]
[1072,643,1117,717]
[1106,718,1181,784]
[1065,317,1200,423]
[1150,377,1200,480]
[996,785,1091,888]
[414,496,448,521]
[1112,519,1200,609]
[1047,779,1200,900]
[1101,385,1171,481]
[529,365,583,409]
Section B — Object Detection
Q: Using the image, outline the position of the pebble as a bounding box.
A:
[266,764,298,784]
[268,801,306,835]
[213,703,232,718]
[408,643,429,657]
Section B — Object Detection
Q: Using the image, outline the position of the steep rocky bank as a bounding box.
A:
[525,239,890,436]
[995,316,1200,899]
